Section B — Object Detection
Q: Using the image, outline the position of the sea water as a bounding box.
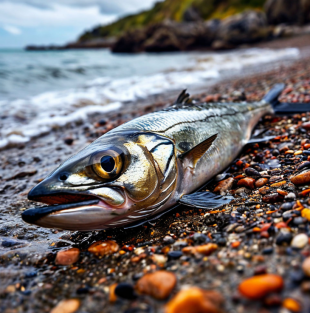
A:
[0,47,299,149]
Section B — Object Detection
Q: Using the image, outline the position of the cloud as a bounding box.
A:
[3,25,21,35]
[0,0,160,15]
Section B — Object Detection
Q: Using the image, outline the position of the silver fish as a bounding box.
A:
[22,85,285,231]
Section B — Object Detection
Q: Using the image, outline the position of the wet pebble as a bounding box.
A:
[214,177,234,195]
[302,257,310,277]
[262,193,284,203]
[238,274,284,300]
[136,271,177,300]
[55,248,80,266]
[245,167,261,177]
[167,251,183,260]
[255,178,268,188]
[282,298,301,312]
[276,231,293,246]
[50,299,80,313]
[237,177,255,189]
[88,240,119,257]
[115,283,137,300]
[291,234,308,249]
[165,287,224,313]
[291,170,310,185]
[280,202,294,211]
[163,236,175,245]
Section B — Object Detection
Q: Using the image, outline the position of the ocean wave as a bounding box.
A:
[0,47,299,150]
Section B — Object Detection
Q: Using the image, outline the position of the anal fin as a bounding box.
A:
[179,191,233,210]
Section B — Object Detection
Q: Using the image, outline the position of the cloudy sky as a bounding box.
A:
[0,0,160,48]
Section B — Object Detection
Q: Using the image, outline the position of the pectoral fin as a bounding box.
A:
[178,134,217,168]
[179,191,233,210]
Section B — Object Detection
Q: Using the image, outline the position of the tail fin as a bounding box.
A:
[264,84,310,114]
[262,83,285,106]
[174,90,192,105]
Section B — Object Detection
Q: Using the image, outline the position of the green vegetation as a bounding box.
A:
[78,0,266,41]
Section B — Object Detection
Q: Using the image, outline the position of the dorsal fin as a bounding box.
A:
[174,90,191,105]
[179,134,217,168]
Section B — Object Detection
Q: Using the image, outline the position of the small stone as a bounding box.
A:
[282,298,301,312]
[280,202,294,211]
[301,208,310,221]
[115,283,137,300]
[167,251,183,260]
[293,217,306,225]
[291,234,309,249]
[291,170,310,185]
[255,178,269,188]
[88,240,119,256]
[192,233,207,243]
[263,193,284,203]
[259,186,270,195]
[165,287,224,313]
[55,248,80,266]
[64,137,74,145]
[238,274,283,300]
[237,177,255,189]
[195,243,218,255]
[163,236,175,245]
[51,299,80,313]
[285,192,296,200]
[136,271,177,300]
[214,177,234,195]
[245,167,261,177]
[276,231,293,246]
[302,257,310,277]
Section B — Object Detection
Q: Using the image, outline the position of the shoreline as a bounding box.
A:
[1,38,310,312]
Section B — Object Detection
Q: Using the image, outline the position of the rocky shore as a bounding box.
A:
[1,45,310,312]
[26,0,310,53]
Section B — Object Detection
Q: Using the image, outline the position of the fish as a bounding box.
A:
[22,84,298,231]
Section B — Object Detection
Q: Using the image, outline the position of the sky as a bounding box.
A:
[0,0,160,48]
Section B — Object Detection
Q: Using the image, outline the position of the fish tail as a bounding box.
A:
[264,83,310,114]
[262,84,285,106]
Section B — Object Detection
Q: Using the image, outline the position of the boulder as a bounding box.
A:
[265,0,310,25]
[213,10,270,49]
[183,7,203,22]
[112,29,146,53]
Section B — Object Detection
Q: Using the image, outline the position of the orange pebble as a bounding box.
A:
[237,177,256,189]
[270,181,286,188]
[231,241,240,249]
[55,248,80,266]
[165,287,224,313]
[238,274,284,300]
[282,298,301,312]
[88,240,119,257]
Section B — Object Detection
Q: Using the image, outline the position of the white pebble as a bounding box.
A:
[291,233,308,249]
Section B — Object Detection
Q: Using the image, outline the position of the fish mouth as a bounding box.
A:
[24,184,131,231]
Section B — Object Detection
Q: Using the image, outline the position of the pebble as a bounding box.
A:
[114,283,137,300]
[88,240,119,256]
[50,299,80,313]
[302,257,310,277]
[182,243,218,256]
[291,234,308,249]
[245,167,261,177]
[238,274,284,300]
[167,251,183,260]
[214,177,234,195]
[237,177,256,189]
[262,193,284,203]
[163,236,175,245]
[282,298,301,312]
[64,137,74,145]
[301,208,310,221]
[255,178,268,188]
[280,202,294,211]
[276,231,293,246]
[165,287,224,313]
[55,248,80,266]
[291,170,310,185]
[136,271,177,300]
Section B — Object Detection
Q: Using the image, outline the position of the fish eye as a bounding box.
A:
[91,149,123,180]
[100,155,115,172]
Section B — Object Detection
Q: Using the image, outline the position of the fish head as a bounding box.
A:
[23,130,177,230]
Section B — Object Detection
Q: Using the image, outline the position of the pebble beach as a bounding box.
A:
[1,38,310,313]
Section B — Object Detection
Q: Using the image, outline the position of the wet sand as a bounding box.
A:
[1,38,310,312]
